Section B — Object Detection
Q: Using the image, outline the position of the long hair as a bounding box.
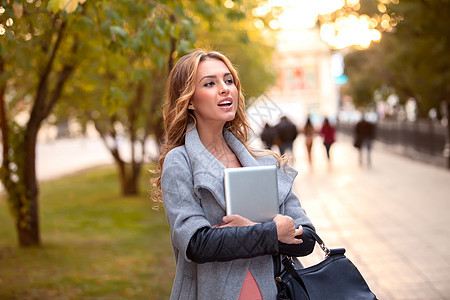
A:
[155,49,286,192]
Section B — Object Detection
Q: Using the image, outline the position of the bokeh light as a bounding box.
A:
[270,0,385,49]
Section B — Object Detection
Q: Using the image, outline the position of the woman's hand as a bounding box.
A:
[273,214,303,244]
[217,214,258,228]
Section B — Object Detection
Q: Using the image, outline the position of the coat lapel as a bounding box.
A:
[185,126,297,211]
[184,126,227,210]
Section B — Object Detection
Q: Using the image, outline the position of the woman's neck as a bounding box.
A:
[196,122,241,168]
[196,121,226,147]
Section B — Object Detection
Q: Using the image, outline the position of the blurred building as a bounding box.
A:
[253,27,339,128]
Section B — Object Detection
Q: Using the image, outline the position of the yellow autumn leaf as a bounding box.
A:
[48,0,86,14]
[56,0,87,14]
[63,0,80,13]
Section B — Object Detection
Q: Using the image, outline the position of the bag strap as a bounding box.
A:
[273,228,325,300]
[273,228,331,277]
[281,256,311,299]
[305,228,330,256]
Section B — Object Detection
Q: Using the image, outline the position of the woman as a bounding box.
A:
[303,116,315,164]
[320,117,336,161]
[157,50,315,299]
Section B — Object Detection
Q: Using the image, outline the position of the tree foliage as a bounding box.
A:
[334,0,450,118]
[63,0,279,196]
[384,0,450,115]
[0,0,279,246]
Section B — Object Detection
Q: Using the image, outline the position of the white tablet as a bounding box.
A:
[224,165,279,222]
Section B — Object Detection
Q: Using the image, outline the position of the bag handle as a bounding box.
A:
[273,228,343,276]
[304,228,330,256]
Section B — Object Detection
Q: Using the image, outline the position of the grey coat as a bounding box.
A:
[161,126,313,300]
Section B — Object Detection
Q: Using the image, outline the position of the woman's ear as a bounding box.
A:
[188,102,195,110]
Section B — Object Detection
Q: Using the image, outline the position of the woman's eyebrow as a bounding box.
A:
[199,72,232,82]
[199,75,217,81]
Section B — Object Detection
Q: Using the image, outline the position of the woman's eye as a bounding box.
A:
[204,81,215,87]
[225,78,234,84]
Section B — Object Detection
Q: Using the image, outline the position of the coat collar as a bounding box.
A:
[184,125,296,211]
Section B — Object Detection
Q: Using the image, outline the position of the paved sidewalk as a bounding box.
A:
[291,134,450,300]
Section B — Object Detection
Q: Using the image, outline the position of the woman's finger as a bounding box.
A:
[292,237,303,244]
[294,227,303,237]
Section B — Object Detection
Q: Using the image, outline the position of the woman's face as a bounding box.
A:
[189,58,238,127]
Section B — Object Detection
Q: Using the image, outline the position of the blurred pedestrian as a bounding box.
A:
[354,116,376,166]
[275,116,298,156]
[320,117,335,161]
[260,122,278,150]
[302,116,315,164]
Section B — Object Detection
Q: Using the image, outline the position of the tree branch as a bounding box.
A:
[92,115,123,164]
[41,29,79,119]
[29,18,67,129]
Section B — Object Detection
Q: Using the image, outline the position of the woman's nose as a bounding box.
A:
[219,82,229,95]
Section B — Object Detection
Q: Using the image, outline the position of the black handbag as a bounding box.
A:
[274,230,377,300]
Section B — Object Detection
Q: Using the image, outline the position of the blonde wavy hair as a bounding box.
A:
[155,49,287,192]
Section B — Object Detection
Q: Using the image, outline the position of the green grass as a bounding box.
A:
[0,165,174,299]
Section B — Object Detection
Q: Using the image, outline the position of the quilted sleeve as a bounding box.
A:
[278,226,316,257]
[186,221,279,263]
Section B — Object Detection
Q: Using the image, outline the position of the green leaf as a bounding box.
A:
[156,24,165,38]
[133,69,150,82]
[110,26,128,39]
[181,19,192,30]
[151,32,161,48]
[105,7,123,24]
[109,86,127,104]
[79,16,94,30]
[162,40,170,51]
[176,40,191,54]
[174,4,184,16]
[130,37,142,52]
[101,20,111,35]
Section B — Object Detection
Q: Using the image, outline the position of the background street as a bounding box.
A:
[23,133,450,299]
[292,134,450,300]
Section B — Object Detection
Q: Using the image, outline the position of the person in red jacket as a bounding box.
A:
[320,117,336,161]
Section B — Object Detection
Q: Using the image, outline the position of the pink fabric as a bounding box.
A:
[238,269,263,300]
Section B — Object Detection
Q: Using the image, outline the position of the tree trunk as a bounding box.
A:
[96,129,142,196]
[14,20,73,247]
[16,194,40,246]
[19,125,41,246]
[1,51,41,246]
[116,160,142,195]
